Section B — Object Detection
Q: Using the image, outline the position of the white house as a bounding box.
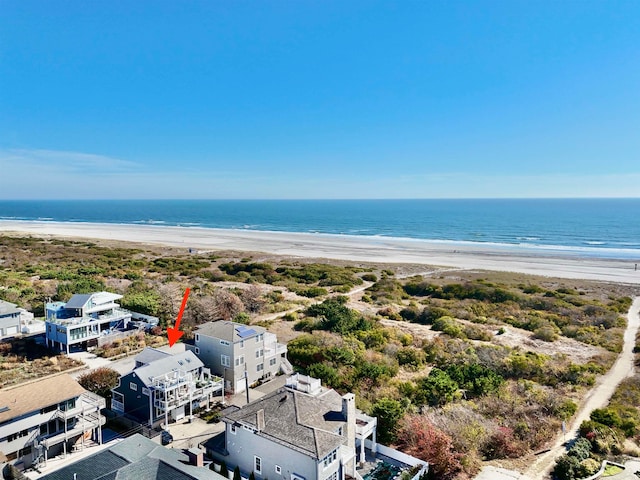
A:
[45,291,157,353]
[205,374,378,480]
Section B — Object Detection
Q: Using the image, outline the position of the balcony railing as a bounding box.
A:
[264,342,287,358]
[49,308,132,326]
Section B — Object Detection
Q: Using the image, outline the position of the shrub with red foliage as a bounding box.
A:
[483,426,527,460]
[396,414,462,480]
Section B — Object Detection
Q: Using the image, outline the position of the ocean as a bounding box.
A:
[1,199,639,259]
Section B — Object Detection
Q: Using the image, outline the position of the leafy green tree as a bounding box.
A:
[233,466,241,480]
[554,454,580,480]
[371,398,405,444]
[308,363,339,388]
[415,369,459,407]
[590,408,622,428]
[306,297,372,334]
[77,367,120,408]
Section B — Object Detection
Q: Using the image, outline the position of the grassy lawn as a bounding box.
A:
[603,463,624,476]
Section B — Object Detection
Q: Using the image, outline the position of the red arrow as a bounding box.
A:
[167,288,190,347]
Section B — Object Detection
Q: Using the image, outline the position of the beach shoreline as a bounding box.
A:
[2,220,640,285]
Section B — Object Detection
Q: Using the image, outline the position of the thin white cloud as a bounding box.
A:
[0,147,639,199]
[0,148,140,174]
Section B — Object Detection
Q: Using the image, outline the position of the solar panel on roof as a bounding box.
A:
[236,327,257,338]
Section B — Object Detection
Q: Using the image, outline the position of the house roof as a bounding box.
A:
[194,321,265,343]
[223,387,346,459]
[40,434,224,480]
[135,347,170,366]
[64,293,94,309]
[133,350,204,387]
[65,292,123,310]
[0,300,20,316]
[0,374,86,423]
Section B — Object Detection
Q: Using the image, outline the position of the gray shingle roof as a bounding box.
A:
[194,321,266,342]
[223,388,346,459]
[135,347,170,366]
[40,434,225,480]
[133,350,204,387]
[40,450,130,480]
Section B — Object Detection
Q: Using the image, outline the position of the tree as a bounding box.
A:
[214,290,245,321]
[415,369,459,407]
[371,398,405,445]
[396,414,462,480]
[233,466,241,480]
[554,454,580,480]
[241,284,265,313]
[249,472,256,480]
[77,367,120,408]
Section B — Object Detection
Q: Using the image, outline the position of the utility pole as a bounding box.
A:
[245,369,249,405]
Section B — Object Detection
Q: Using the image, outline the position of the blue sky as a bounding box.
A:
[1,1,639,199]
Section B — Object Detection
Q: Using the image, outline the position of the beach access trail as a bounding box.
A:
[478,297,640,480]
[524,296,640,479]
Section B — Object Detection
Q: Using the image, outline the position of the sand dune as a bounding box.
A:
[2,220,640,285]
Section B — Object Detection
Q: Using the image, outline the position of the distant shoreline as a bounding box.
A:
[2,220,640,285]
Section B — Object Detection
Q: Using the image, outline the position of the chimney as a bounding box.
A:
[341,393,355,450]
[341,393,356,477]
[256,408,265,432]
[186,448,204,467]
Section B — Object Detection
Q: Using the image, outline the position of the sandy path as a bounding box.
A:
[2,221,640,284]
[523,296,640,479]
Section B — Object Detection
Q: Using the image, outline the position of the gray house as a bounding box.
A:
[187,321,290,393]
[40,433,226,480]
[206,374,378,480]
[111,349,223,427]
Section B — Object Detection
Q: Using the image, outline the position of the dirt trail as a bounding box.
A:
[523,296,640,479]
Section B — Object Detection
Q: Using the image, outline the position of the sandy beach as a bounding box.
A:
[2,220,640,285]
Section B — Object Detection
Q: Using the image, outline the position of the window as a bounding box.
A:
[142,388,150,396]
[323,449,337,469]
[221,355,231,367]
[239,340,244,348]
[40,404,57,415]
[130,382,137,391]
[270,358,277,366]
[275,465,282,475]
[254,456,262,474]
[230,424,237,435]
[257,363,264,372]
[7,429,29,442]
[235,355,244,367]
[255,349,263,358]
[220,339,230,346]
[59,398,76,411]
[195,347,200,355]
[195,333,200,342]
[328,472,338,480]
